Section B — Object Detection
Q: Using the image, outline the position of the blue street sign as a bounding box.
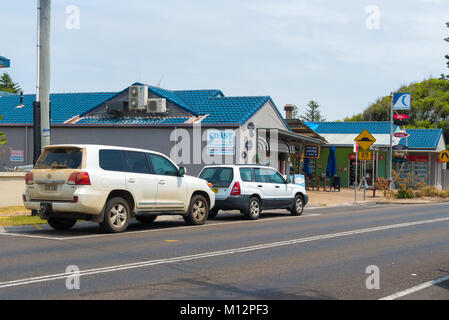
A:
[393,93,411,110]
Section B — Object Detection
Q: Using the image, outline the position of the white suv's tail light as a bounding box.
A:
[230,181,241,195]
[68,172,91,185]
[25,172,34,185]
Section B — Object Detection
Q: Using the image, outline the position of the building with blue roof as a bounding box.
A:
[0,56,10,68]
[285,112,446,189]
[0,83,324,175]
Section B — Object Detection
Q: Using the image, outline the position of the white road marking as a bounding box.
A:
[0,213,321,241]
[379,274,449,300]
[1,216,449,289]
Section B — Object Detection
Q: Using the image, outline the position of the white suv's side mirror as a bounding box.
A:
[178,167,187,176]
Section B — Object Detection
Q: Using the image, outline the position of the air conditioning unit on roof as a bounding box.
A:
[146,98,167,113]
[128,85,148,110]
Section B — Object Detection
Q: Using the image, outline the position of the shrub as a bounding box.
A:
[419,186,442,197]
[396,188,415,199]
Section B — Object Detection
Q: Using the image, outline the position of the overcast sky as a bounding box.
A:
[1,0,448,120]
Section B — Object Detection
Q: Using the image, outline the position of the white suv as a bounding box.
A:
[23,145,215,233]
[198,165,308,220]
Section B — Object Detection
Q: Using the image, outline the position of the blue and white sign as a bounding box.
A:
[393,93,411,110]
[207,129,235,155]
[290,174,305,188]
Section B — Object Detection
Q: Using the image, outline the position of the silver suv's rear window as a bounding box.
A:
[35,148,83,169]
[199,167,233,188]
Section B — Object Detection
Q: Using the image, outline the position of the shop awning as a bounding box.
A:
[257,128,326,153]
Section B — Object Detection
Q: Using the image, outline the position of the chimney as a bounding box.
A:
[284,104,296,120]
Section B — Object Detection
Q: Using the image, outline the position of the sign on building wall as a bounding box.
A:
[206,130,235,155]
[304,146,320,159]
[10,150,24,162]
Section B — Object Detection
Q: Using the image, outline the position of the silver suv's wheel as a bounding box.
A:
[184,195,209,225]
[100,197,131,233]
[244,197,261,220]
[47,217,76,230]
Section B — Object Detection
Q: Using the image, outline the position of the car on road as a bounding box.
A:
[198,165,308,220]
[23,144,215,233]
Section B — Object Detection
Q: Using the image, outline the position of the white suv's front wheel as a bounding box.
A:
[100,197,131,233]
[290,194,304,216]
[183,195,209,225]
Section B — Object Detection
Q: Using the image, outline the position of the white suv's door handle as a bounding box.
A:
[159,180,166,185]
[128,178,136,183]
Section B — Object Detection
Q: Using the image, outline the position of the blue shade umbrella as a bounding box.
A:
[326,146,337,177]
[302,158,311,175]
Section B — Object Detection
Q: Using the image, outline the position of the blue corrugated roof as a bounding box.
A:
[399,129,443,149]
[0,56,10,68]
[0,83,287,127]
[175,89,224,106]
[77,117,189,125]
[306,122,396,134]
[0,92,117,124]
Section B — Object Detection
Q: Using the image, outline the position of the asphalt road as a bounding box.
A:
[1,202,449,300]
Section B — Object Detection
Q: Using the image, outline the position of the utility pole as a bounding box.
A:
[39,0,51,149]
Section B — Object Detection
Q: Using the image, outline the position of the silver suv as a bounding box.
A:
[23,144,215,233]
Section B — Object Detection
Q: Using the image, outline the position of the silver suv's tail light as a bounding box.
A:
[68,172,91,185]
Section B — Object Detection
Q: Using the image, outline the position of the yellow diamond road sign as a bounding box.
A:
[439,150,449,163]
[355,129,376,150]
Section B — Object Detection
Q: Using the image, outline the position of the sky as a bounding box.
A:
[1,0,448,120]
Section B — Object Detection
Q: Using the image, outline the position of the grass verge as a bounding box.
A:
[0,206,31,215]
[0,215,44,227]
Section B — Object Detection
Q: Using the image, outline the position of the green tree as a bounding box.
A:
[0,72,21,93]
[300,100,326,122]
[344,78,449,147]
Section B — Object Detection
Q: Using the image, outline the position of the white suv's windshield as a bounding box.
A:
[35,148,83,169]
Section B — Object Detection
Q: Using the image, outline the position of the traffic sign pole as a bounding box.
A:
[389,92,393,187]
[355,146,358,202]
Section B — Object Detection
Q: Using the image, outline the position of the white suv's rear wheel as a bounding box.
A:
[100,197,131,233]
[183,195,209,225]
[244,197,261,220]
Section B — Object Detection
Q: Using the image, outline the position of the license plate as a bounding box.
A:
[45,184,57,191]
[212,188,219,194]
